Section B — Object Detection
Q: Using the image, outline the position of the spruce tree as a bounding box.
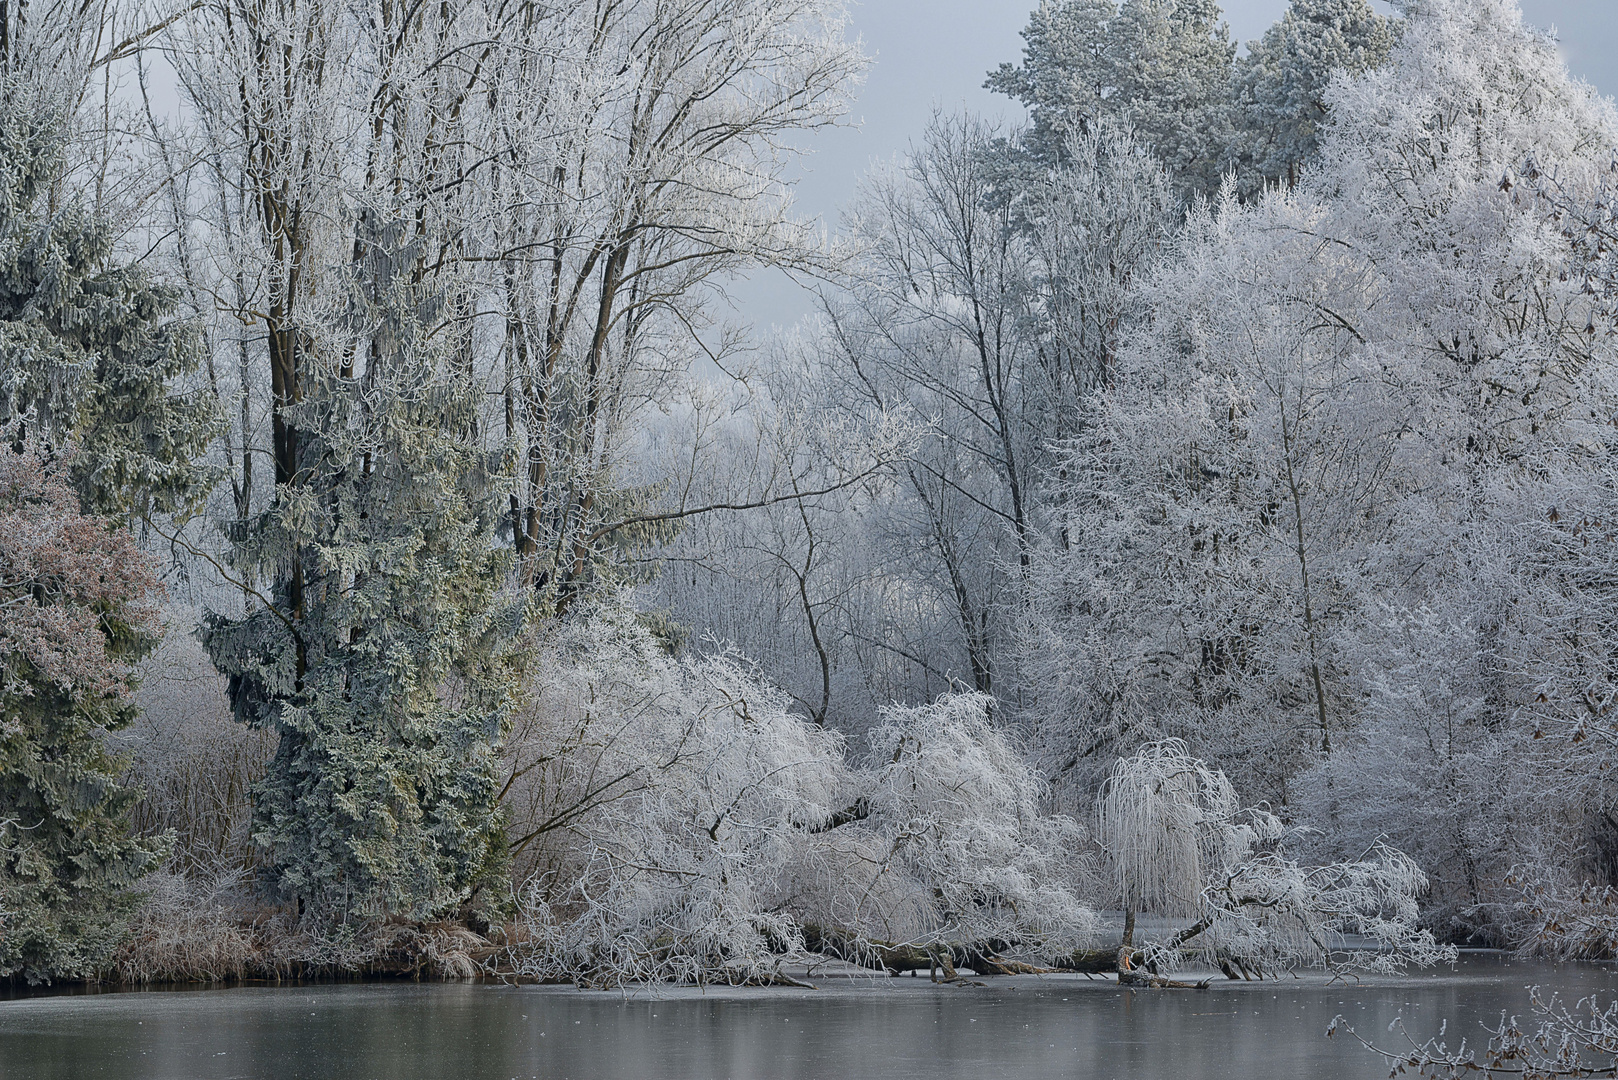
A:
[0,82,220,521]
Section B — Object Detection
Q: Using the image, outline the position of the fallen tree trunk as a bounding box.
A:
[1050,948,1121,974]
[1118,968,1211,990]
[800,925,1051,979]
[1049,946,1234,987]
[801,924,941,974]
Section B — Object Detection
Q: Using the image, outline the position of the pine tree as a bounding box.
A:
[1233,0,1395,192]
[202,220,521,922]
[987,0,1238,197]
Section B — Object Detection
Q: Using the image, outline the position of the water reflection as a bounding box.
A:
[2,954,1614,1080]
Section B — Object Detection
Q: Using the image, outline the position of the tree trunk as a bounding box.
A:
[799,925,1043,977]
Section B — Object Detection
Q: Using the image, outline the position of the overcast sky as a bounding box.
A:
[729,0,1618,330]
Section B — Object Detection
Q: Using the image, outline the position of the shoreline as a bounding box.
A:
[4,947,1587,1004]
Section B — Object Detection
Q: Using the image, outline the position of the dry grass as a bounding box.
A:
[112,871,495,984]
[118,613,274,875]
[114,871,259,983]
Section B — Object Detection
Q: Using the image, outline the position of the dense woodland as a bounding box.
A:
[1,0,1615,990]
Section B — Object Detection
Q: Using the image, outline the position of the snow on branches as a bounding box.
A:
[859,694,1098,955]
[0,440,161,705]
[504,612,850,987]
[503,610,1098,987]
[1024,0,1618,947]
[1333,985,1618,1079]
[1100,742,1453,975]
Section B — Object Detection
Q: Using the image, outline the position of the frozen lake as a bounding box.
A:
[2,953,1615,1079]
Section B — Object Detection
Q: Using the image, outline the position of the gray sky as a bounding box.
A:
[729,0,1618,331]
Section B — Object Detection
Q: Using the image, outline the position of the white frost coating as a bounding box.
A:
[503,611,1099,986]
[1101,741,1455,974]
[1098,740,1247,917]
[1023,0,1618,951]
[505,612,846,987]
[858,694,1099,954]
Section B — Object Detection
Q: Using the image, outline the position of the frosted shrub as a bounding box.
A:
[853,694,1098,954]
[1336,985,1618,1078]
[504,611,1101,985]
[504,610,850,986]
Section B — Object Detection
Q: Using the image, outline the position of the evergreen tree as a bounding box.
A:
[0,440,167,983]
[203,221,521,922]
[0,77,218,982]
[1233,0,1396,192]
[986,0,1118,154]
[987,0,1238,197]
[1108,0,1239,194]
[0,81,220,521]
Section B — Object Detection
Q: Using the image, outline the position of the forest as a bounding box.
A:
[1,0,1614,994]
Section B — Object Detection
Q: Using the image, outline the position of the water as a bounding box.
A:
[2,953,1614,1079]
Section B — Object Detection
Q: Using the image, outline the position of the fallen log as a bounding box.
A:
[1116,946,1211,990]
[800,925,1051,979]
[800,926,1216,987]
[1117,968,1212,990]
[1050,948,1121,974]
[801,924,936,973]
[740,970,818,990]
[1051,943,1258,983]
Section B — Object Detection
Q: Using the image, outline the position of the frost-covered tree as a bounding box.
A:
[202,224,523,922]
[162,0,864,604]
[1025,181,1408,805]
[503,611,853,987]
[644,349,917,732]
[673,116,1175,728]
[0,440,167,983]
[1028,0,1618,942]
[0,79,218,520]
[1284,0,1618,935]
[1098,742,1453,975]
[145,0,867,930]
[502,607,1098,986]
[1232,0,1396,191]
[817,114,1041,697]
[480,0,865,601]
[1014,120,1178,453]
[987,0,1238,196]
[809,114,1168,701]
[850,693,1097,958]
